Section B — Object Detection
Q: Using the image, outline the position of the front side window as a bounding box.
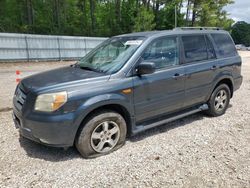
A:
[182,35,208,63]
[78,36,145,73]
[211,33,237,58]
[141,36,179,69]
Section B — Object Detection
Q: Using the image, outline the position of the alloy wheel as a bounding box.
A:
[214,89,228,111]
[90,121,120,153]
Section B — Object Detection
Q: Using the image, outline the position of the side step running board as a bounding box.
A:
[132,104,208,135]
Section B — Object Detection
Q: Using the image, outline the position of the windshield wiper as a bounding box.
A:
[72,63,106,73]
[79,65,105,73]
[71,63,94,71]
[79,66,97,71]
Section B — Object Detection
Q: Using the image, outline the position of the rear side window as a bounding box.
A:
[182,35,208,63]
[211,33,237,58]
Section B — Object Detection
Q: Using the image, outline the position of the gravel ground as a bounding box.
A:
[0,53,250,187]
[0,61,74,110]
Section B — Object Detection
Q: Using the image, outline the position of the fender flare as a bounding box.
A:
[206,73,234,101]
[72,93,133,137]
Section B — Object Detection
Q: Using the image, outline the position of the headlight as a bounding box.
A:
[35,91,67,112]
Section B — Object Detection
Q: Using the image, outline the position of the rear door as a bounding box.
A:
[181,34,218,107]
[132,36,186,123]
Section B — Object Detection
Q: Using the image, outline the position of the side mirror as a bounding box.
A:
[136,62,156,75]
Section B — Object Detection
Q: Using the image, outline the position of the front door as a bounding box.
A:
[132,36,185,123]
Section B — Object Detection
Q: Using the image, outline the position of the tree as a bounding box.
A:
[133,6,155,32]
[231,21,250,46]
[184,0,234,28]
[120,0,136,33]
[0,0,237,36]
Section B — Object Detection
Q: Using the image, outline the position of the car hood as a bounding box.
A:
[20,66,109,92]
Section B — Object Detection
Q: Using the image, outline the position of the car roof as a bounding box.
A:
[115,29,229,38]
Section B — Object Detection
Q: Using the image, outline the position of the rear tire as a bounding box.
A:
[76,111,127,158]
[205,84,231,117]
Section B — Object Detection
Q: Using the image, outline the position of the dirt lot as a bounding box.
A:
[0,53,250,187]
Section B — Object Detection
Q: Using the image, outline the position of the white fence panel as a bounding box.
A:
[0,33,107,61]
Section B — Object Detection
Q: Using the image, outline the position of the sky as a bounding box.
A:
[224,0,250,23]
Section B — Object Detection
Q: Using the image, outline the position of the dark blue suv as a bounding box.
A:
[13,28,243,158]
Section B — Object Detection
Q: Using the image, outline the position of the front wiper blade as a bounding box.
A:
[79,66,106,73]
[72,63,106,73]
[79,66,97,72]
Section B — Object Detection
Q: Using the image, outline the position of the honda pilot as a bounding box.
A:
[13,28,243,158]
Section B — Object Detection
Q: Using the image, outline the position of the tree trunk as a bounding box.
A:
[191,0,197,26]
[53,0,60,29]
[155,0,159,12]
[26,0,33,26]
[186,0,190,26]
[77,0,88,35]
[154,0,159,29]
[115,0,121,22]
[147,0,151,10]
[89,0,96,35]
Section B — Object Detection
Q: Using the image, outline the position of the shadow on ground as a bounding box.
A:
[130,104,233,142]
[19,136,81,161]
[130,112,205,142]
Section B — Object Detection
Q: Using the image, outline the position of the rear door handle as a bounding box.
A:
[172,73,185,79]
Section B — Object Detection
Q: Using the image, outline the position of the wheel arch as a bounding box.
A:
[211,77,234,99]
[74,101,133,144]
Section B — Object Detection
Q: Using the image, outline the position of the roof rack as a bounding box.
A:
[173,27,222,31]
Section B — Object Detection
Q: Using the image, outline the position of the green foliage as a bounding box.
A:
[231,21,250,46]
[133,7,155,32]
[0,0,237,36]
[186,0,234,27]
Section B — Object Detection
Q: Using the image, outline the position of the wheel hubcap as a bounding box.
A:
[90,121,120,153]
[214,89,227,111]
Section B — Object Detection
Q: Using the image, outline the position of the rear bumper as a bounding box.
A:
[12,107,78,147]
[234,76,243,91]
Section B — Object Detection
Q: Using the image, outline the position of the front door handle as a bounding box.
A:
[172,73,185,79]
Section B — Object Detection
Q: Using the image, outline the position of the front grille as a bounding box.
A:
[15,86,27,108]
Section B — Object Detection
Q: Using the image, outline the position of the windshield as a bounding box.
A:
[77,36,145,74]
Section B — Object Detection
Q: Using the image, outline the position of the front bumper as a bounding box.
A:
[12,107,78,147]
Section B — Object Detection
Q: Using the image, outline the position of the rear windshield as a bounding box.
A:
[211,33,237,58]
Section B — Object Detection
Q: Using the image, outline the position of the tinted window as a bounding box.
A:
[211,33,237,58]
[205,35,216,59]
[142,37,179,69]
[182,35,207,63]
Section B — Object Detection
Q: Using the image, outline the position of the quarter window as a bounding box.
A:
[211,33,237,58]
[182,35,208,63]
[141,37,179,69]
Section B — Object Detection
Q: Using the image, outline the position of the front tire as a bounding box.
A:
[206,84,231,117]
[76,111,127,158]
